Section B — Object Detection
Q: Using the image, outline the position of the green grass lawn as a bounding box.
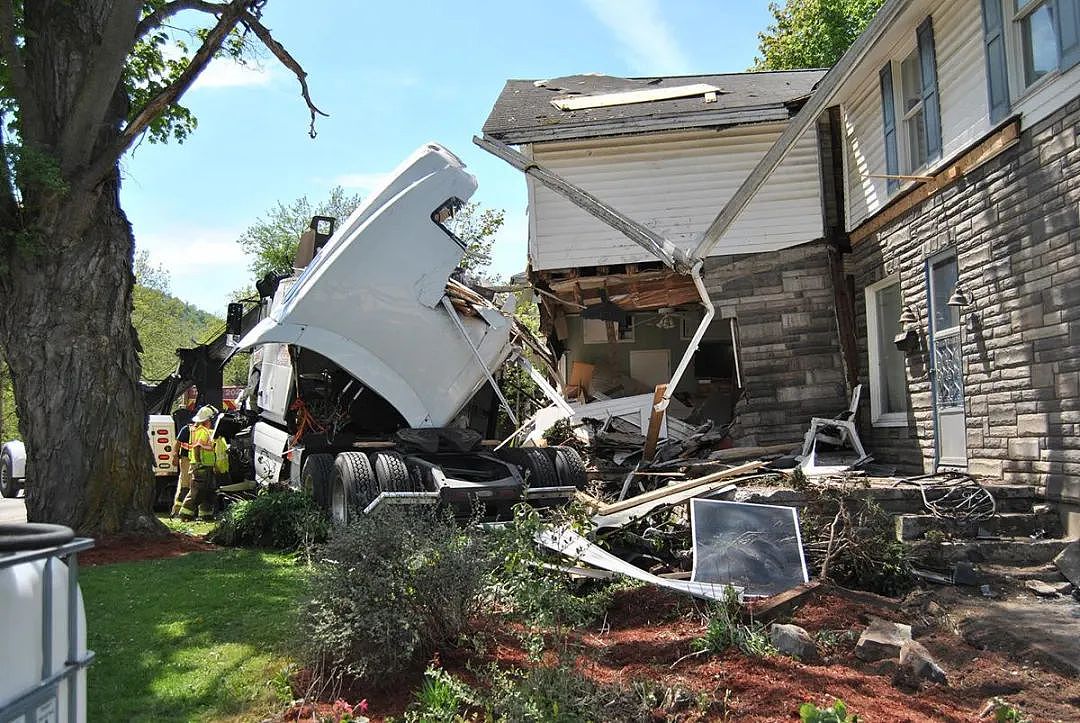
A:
[80,549,308,722]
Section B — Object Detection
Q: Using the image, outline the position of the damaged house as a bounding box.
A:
[481,70,854,447]
[480,0,1080,530]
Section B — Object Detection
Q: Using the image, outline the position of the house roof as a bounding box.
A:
[481,70,827,144]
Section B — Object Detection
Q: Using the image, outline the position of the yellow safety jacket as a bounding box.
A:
[188,426,216,469]
[213,436,230,475]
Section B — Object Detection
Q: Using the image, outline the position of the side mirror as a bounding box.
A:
[226,302,244,341]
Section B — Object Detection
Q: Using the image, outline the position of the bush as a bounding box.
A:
[799,699,859,722]
[692,585,776,658]
[208,488,328,550]
[298,508,495,685]
[484,663,649,723]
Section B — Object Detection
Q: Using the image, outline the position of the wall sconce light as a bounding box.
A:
[894,304,920,352]
[947,284,971,307]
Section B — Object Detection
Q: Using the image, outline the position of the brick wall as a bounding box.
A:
[848,98,1080,502]
[703,241,848,446]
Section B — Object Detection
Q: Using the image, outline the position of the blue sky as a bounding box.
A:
[123,0,775,313]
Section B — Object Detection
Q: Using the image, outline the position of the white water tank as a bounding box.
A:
[0,524,90,723]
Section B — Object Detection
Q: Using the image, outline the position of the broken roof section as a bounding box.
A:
[481,70,827,144]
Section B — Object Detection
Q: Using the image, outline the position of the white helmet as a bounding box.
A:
[192,405,217,424]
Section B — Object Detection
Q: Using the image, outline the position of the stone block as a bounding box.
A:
[896,640,948,686]
[1008,438,1041,460]
[1025,579,1073,597]
[854,617,912,662]
[1054,541,1080,588]
[770,624,821,663]
[1017,413,1050,436]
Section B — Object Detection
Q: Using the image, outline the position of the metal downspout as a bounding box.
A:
[657,262,713,414]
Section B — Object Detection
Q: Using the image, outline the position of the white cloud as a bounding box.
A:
[136,225,249,312]
[582,0,691,75]
[333,171,391,195]
[193,58,274,89]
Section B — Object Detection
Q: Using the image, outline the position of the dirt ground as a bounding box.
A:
[288,585,1080,723]
[80,531,216,566]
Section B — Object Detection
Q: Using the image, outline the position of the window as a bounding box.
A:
[1016,0,1059,85]
[865,277,909,426]
[983,0,1080,113]
[899,49,929,173]
[582,315,635,344]
[880,17,941,192]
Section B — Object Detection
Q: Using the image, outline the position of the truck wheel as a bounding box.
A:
[330,452,376,525]
[301,453,335,511]
[549,446,587,489]
[370,451,415,493]
[1,450,18,499]
[499,448,560,488]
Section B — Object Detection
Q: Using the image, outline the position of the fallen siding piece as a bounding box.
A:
[536,525,741,602]
[550,83,724,111]
[597,461,764,515]
[592,483,737,531]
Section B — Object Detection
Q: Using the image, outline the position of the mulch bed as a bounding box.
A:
[280,585,1080,722]
[80,531,216,566]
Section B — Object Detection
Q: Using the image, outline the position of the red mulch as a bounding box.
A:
[80,531,216,566]
[278,586,1080,723]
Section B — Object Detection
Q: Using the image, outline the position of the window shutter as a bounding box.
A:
[917,17,942,162]
[980,0,1011,123]
[879,64,900,193]
[1056,0,1080,70]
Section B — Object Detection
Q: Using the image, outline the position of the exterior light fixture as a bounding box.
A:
[947,284,971,307]
[894,305,920,352]
[898,305,919,331]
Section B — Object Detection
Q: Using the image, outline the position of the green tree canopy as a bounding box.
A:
[754,0,884,70]
[238,190,504,279]
[236,185,362,277]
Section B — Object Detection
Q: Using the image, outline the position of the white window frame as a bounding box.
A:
[865,276,909,427]
[1008,0,1061,96]
[582,315,635,344]
[896,48,929,175]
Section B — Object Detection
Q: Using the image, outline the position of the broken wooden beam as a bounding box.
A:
[597,461,763,515]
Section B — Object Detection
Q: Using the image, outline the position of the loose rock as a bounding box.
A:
[1025,579,1073,597]
[897,639,947,686]
[855,617,912,662]
[770,623,821,663]
[1054,541,1080,588]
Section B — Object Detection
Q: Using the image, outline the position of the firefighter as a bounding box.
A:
[178,405,218,521]
[170,408,195,517]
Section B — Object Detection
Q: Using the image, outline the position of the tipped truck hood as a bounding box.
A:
[238,143,513,428]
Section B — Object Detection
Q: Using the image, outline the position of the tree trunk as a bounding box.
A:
[0,173,160,536]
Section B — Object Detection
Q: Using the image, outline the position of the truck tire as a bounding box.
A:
[330,452,376,525]
[370,451,415,493]
[1,449,18,499]
[499,448,560,488]
[549,446,587,489]
[301,453,335,511]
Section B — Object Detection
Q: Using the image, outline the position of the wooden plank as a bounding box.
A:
[642,384,668,462]
[850,119,1020,245]
[705,443,798,462]
[597,460,764,515]
[746,581,823,623]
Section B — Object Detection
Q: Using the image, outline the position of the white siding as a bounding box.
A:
[527,124,823,271]
[840,0,991,231]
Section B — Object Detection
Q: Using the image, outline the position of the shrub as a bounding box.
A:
[799,699,859,722]
[298,508,495,685]
[402,666,479,722]
[484,663,649,723]
[691,585,775,658]
[208,488,328,550]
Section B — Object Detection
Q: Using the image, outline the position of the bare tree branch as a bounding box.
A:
[76,0,256,192]
[0,0,43,144]
[240,11,328,138]
[135,0,227,39]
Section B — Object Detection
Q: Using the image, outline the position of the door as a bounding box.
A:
[927,253,967,468]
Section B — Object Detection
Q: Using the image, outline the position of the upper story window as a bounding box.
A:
[879,17,941,193]
[1017,0,1060,85]
[981,0,1080,121]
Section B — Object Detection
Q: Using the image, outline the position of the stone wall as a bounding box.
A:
[703,241,848,446]
[848,98,1080,503]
